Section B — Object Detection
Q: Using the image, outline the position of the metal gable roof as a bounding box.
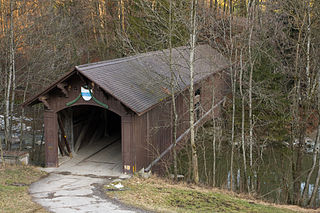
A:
[24,45,229,115]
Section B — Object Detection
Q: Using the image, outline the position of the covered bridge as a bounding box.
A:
[23,45,229,174]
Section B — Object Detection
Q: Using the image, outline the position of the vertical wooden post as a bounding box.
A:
[122,115,133,173]
[44,110,58,167]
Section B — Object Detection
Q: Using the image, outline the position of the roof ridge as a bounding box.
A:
[76,46,190,71]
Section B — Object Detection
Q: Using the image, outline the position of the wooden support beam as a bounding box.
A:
[57,82,69,97]
[44,110,58,167]
[39,96,50,110]
[58,135,65,156]
[58,115,72,156]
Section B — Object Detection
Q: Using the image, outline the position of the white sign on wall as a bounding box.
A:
[81,87,92,101]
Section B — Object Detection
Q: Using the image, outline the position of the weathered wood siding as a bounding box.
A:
[129,70,229,173]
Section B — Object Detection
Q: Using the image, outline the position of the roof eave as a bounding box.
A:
[22,69,77,108]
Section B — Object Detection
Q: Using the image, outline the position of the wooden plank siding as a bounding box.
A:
[129,69,229,173]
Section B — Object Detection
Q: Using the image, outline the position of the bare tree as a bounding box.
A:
[247,0,256,192]
[239,49,249,192]
[4,0,15,150]
[228,0,236,191]
[212,75,216,187]
[308,70,320,207]
[168,0,179,181]
[189,0,199,184]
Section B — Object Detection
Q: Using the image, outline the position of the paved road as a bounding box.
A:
[29,172,140,213]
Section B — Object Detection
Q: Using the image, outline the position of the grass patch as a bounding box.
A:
[0,165,47,213]
[105,176,308,213]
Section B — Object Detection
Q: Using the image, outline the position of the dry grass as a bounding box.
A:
[106,176,318,213]
[0,165,48,213]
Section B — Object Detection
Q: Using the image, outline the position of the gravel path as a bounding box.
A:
[29,172,143,213]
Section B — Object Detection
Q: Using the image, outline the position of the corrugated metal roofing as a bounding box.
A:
[76,45,229,115]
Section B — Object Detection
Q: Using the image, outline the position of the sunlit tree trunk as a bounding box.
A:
[240,0,246,16]
[214,0,218,11]
[9,0,16,150]
[118,0,125,32]
[4,0,15,150]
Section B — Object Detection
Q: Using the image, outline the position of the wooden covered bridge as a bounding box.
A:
[23,45,229,174]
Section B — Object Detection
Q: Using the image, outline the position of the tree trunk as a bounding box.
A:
[169,0,178,181]
[292,139,303,204]
[240,0,246,16]
[229,3,235,191]
[0,65,4,166]
[301,2,314,205]
[189,0,199,184]
[4,0,14,150]
[202,135,208,183]
[240,49,248,192]
[20,69,30,151]
[119,0,125,32]
[292,13,305,205]
[212,77,216,187]
[9,40,16,151]
[247,0,256,192]
[306,0,311,90]
[230,54,236,191]
[307,69,320,207]
[0,137,3,166]
[302,124,320,206]
[309,157,320,208]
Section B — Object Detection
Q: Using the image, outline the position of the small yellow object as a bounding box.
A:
[64,135,67,138]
